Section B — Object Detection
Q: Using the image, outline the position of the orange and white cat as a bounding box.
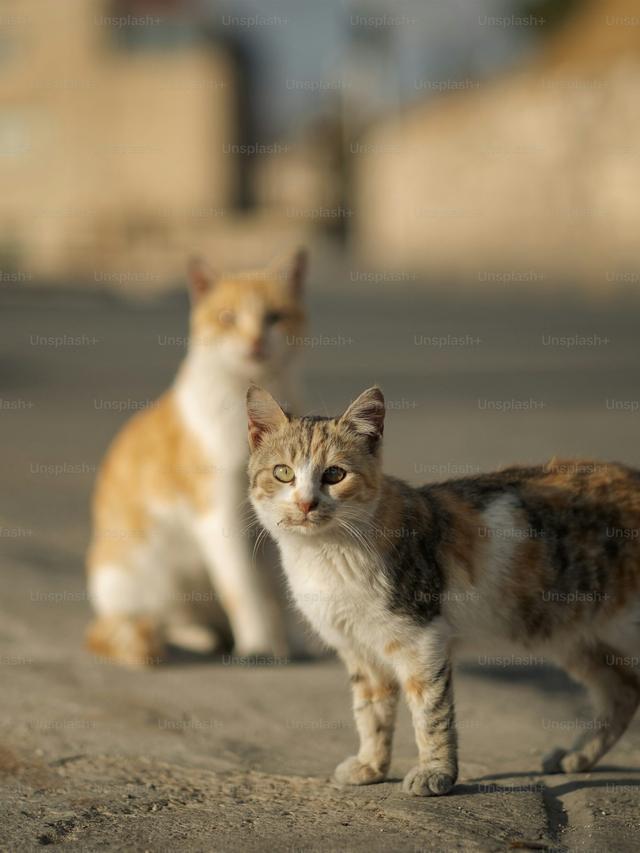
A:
[86,251,307,666]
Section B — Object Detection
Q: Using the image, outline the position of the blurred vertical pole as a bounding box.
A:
[339,1,402,252]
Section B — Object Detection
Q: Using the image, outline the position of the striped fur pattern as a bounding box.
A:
[86,251,307,666]
[247,386,640,796]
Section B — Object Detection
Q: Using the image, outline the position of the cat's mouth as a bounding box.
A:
[278,514,329,534]
[241,350,275,373]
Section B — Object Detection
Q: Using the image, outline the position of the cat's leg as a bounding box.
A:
[334,649,399,785]
[543,640,640,773]
[194,509,289,657]
[165,616,222,654]
[87,516,200,666]
[165,562,228,654]
[392,629,458,796]
[87,564,166,667]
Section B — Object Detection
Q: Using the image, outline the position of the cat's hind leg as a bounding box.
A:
[88,504,219,665]
[543,640,640,773]
[88,564,225,663]
[86,612,164,667]
[87,562,167,667]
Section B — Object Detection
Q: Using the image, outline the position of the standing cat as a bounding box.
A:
[246,384,640,795]
[86,250,307,666]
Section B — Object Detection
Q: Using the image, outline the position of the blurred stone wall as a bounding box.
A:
[354,0,640,288]
[0,0,311,291]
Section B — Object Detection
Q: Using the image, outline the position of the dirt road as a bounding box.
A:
[2,281,640,851]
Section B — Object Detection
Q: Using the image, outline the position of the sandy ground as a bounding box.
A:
[2,279,640,851]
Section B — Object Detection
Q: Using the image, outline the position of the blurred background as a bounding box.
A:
[4,0,640,543]
[2,0,640,288]
[0,0,640,581]
[3,3,640,848]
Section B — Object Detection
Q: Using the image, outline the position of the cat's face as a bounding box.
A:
[188,251,306,379]
[247,387,385,538]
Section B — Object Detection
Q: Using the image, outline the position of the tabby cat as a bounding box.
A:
[86,251,307,666]
[246,384,640,795]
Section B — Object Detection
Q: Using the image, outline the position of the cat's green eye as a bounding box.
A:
[322,466,346,485]
[218,309,235,327]
[273,464,295,483]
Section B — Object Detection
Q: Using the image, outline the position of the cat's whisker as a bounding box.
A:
[233,496,254,513]
[338,509,386,547]
[337,505,399,555]
[336,518,380,566]
[251,526,269,564]
[237,520,261,537]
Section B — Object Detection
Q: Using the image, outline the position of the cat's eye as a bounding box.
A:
[322,466,346,485]
[218,309,236,327]
[265,310,286,326]
[273,464,295,483]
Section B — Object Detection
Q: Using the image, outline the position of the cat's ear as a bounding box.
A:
[246,385,288,449]
[187,256,216,301]
[271,247,308,298]
[340,387,385,443]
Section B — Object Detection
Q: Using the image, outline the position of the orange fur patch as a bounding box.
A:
[355,679,398,703]
[372,683,399,702]
[86,615,163,667]
[405,676,426,699]
[88,391,212,569]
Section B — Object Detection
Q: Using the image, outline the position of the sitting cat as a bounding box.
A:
[86,250,307,666]
[246,384,640,795]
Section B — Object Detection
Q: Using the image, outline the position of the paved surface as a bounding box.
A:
[2,280,640,851]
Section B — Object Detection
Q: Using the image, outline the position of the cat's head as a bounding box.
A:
[187,249,307,379]
[247,386,385,538]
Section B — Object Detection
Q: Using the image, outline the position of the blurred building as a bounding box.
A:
[0,0,311,290]
[354,0,640,287]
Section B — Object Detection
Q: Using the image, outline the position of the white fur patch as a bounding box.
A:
[90,502,204,618]
[291,461,318,507]
[175,349,252,470]
[444,494,522,637]
[88,564,162,617]
[277,533,397,654]
[479,494,522,584]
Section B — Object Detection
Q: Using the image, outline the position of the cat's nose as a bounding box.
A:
[249,337,266,359]
[297,498,319,515]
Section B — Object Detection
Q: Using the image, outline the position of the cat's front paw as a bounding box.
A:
[334,755,386,786]
[542,747,593,774]
[402,765,456,797]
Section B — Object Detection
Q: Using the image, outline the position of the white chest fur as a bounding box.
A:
[175,346,292,474]
[278,536,393,653]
